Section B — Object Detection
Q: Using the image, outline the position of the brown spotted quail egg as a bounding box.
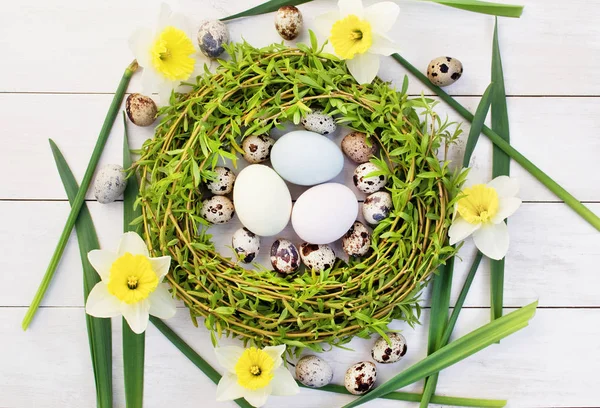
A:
[207,166,236,195]
[232,227,260,263]
[274,5,303,41]
[342,222,371,257]
[299,243,336,272]
[295,355,333,388]
[200,196,234,224]
[427,56,463,87]
[126,93,157,127]
[371,332,407,364]
[363,191,392,225]
[270,239,300,274]
[242,135,275,163]
[344,361,377,395]
[301,110,336,135]
[353,163,387,194]
[341,131,378,164]
[93,164,127,204]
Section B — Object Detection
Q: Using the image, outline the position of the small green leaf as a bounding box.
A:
[419,0,523,17]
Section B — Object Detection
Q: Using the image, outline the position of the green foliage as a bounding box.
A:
[136,40,461,349]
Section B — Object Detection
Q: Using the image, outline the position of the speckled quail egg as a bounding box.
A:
[200,196,234,224]
[344,362,377,395]
[93,164,127,204]
[299,243,336,272]
[242,135,275,163]
[296,355,333,388]
[270,239,300,274]
[301,110,336,135]
[363,191,392,225]
[207,166,236,195]
[275,5,303,41]
[427,56,463,87]
[353,163,387,194]
[342,222,371,257]
[126,93,157,127]
[341,131,378,164]
[232,227,260,263]
[197,20,229,58]
[371,333,407,364]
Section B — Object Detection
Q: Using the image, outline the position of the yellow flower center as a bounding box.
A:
[330,14,373,60]
[457,184,500,225]
[150,26,196,81]
[235,347,275,390]
[107,253,159,304]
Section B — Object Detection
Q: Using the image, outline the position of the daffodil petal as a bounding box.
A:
[492,197,522,224]
[156,2,174,33]
[315,10,340,39]
[448,217,481,245]
[338,0,364,18]
[243,384,272,408]
[364,1,400,33]
[270,366,300,396]
[216,373,246,402]
[87,250,117,281]
[263,345,286,370]
[121,300,150,334]
[369,33,398,56]
[129,27,153,68]
[149,256,171,280]
[117,232,150,257]
[215,346,245,374]
[346,52,380,84]
[487,175,519,198]
[141,65,163,95]
[473,222,509,260]
[85,282,121,318]
[148,284,176,319]
[157,79,177,104]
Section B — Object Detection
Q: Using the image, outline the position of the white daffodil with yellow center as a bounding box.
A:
[316,0,400,84]
[215,345,299,407]
[85,232,176,334]
[129,4,209,102]
[449,176,522,260]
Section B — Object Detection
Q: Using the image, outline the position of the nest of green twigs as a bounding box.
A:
[136,39,461,351]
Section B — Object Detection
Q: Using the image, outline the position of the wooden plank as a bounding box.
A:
[0,0,598,95]
[4,200,599,308]
[2,307,598,407]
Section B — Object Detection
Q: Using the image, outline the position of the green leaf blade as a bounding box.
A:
[221,0,313,21]
[463,82,495,168]
[421,0,523,17]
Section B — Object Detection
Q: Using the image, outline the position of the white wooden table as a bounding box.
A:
[2,0,599,407]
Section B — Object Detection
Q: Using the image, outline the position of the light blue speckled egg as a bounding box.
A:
[197,20,229,59]
[93,164,127,204]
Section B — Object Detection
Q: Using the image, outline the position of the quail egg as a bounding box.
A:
[93,164,127,204]
[371,333,407,364]
[207,166,236,195]
[363,191,392,224]
[301,110,336,135]
[342,222,371,257]
[275,5,303,41]
[341,131,378,164]
[200,196,234,224]
[353,163,387,194]
[427,56,463,87]
[296,355,333,388]
[299,243,336,272]
[242,135,275,163]
[126,93,157,127]
[232,227,260,263]
[197,20,229,59]
[344,361,377,395]
[270,239,300,274]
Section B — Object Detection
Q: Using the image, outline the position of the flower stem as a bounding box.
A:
[391,52,600,232]
[22,60,138,331]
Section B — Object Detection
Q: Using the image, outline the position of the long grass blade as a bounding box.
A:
[419,0,523,17]
[222,0,313,21]
[343,301,538,408]
[122,114,145,408]
[22,60,138,330]
[462,83,495,168]
[50,140,113,408]
[490,18,510,322]
[391,52,600,231]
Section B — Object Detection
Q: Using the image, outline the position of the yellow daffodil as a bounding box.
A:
[449,176,522,260]
[85,232,176,334]
[129,4,209,102]
[316,0,400,84]
[215,345,299,407]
